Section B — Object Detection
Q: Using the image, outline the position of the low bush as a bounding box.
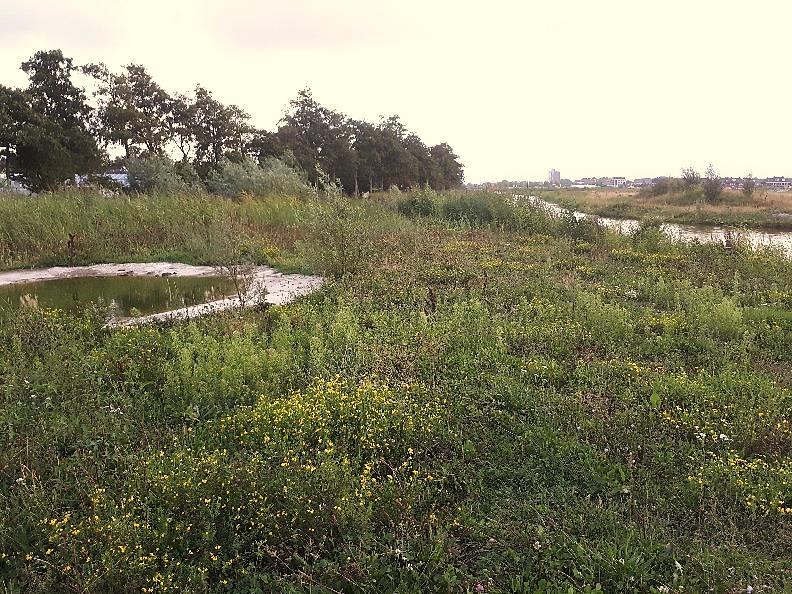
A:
[205,157,314,199]
[127,155,201,194]
[299,194,381,277]
[440,191,516,227]
[397,185,440,217]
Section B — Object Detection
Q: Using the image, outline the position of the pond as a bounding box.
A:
[0,275,239,320]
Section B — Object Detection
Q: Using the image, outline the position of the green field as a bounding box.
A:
[1,189,790,593]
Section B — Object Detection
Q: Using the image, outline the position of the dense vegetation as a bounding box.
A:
[1,189,790,593]
[0,50,464,194]
[0,191,311,271]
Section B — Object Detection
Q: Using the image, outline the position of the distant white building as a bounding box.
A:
[763,176,792,190]
[548,169,561,185]
[600,176,628,188]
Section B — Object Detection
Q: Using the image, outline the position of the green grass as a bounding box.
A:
[0,191,313,271]
[0,189,790,593]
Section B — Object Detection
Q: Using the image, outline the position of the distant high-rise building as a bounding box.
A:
[548,169,561,185]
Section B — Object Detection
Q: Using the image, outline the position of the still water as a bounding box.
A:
[0,275,238,320]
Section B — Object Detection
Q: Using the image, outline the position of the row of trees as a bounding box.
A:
[1,50,464,193]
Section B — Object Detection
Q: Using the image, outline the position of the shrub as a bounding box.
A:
[558,211,605,242]
[681,166,700,188]
[702,164,723,204]
[397,185,440,217]
[300,193,377,277]
[683,286,745,341]
[174,161,203,189]
[205,157,314,199]
[647,178,669,196]
[644,177,691,197]
[127,155,199,194]
[742,174,756,200]
[440,191,516,227]
[631,217,667,250]
[574,292,633,348]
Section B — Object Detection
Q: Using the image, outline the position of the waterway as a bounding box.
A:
[515,194,792,257]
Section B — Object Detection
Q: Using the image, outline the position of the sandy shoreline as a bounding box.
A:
[0,262,224,286]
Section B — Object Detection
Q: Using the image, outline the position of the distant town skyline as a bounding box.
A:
[469,173,792,191]
[476,169,792,187]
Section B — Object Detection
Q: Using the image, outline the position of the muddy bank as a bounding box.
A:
[0,262,224,286]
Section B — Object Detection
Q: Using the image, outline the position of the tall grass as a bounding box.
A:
[0,191,309,269]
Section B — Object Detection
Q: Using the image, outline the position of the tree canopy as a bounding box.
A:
[0,49,464,193]
[4,51,100,191]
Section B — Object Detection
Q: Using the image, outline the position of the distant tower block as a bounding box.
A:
[548,169,561,185]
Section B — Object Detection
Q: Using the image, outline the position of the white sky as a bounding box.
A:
[1,0,790,182]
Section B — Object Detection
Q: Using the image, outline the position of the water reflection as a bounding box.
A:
[0,275,238,319]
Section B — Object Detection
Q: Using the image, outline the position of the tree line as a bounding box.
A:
[0,50,464,193]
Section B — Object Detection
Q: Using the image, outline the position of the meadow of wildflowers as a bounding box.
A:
[0,190,790,592]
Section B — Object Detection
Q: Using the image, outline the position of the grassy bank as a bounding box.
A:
[1,189,791,593]
[543,188,792,230]
[0,191,315,272]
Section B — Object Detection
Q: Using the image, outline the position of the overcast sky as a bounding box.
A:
[1,0,790,182]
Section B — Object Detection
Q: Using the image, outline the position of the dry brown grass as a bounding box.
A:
[556,188,792,211]
[544,187,792,229]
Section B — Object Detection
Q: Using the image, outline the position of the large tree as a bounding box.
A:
[21,50,90,127]
[125,65,171,154]
[351,120,384,193]
[191,86,250,171]
[403,133,433,187]
[5,54,464,194]
[430,143,464,189]
[86,63,172,157]
[378,115,415,190]
[278,89,357,189]
[10,50,101,190]
[0,85,31,179]
[15,118,83,191]
[247,129,283,166]
[165,93,197,162]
